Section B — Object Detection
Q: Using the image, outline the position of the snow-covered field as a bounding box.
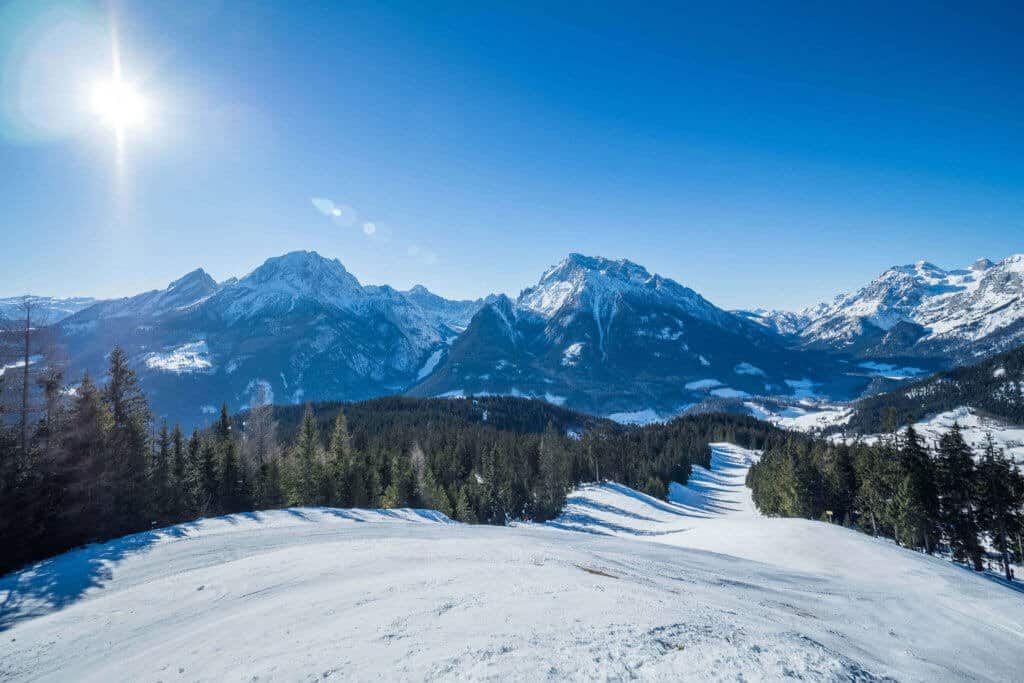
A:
[845,406,1024,465]
[743,399,853,432]
[2,445,1022,681]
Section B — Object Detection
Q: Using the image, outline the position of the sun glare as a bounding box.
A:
[91,80,146,131]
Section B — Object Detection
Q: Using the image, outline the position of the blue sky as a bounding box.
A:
[1,1,1021,310]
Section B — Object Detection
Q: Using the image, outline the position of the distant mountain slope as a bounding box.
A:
[411,253,866,416]
[266,395,616,445]
[0,295,97,324]
[845,342,1024,433]
[52,251,485,426]
[797,255,1024,361]
[732,308,810,337]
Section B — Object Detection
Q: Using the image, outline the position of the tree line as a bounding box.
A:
[0,345,790,575]
[847,344,1024,433]
[747,424,1024,580]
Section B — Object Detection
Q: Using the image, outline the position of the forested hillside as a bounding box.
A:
[0,345,791,575]
[747,426,1024,579]
[846,343,1024,433]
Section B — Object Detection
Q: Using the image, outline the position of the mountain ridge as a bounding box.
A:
[9,249,1024,426]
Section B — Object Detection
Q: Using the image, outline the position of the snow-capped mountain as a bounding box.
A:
[33,249,1024,424]
[798,255,1024,360]
[0,295,97,324]
[732,308,811,337]
[64,268,220,324]
[411,253,862,417]
[401,284,484,331]
[52,251,485,426]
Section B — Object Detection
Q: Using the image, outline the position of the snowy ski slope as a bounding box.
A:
[2,445,1022,681]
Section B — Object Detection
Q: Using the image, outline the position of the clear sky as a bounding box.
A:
[1,0,1021,311]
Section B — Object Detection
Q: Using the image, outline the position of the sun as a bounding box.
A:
[91,80,146,132]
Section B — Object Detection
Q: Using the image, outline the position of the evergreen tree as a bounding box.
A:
[103,346,151,534]
[976,433,1023,580]
[218,437,248,513]
[197,437,219,515]
[853,444,897,537]
[325,410,352,506]
[936,424,984,570]
[185,428,203,515]
[216,403,232,442]
[256,459,285,509]
[151,421,172,524]
[453,485,477,523]
[536,422,570,518]
[894,425,939,552]
[170,424,191,519]
[286,406,324,506]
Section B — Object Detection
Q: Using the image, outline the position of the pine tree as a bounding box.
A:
[216,403,232,442]
[325,410,352,506]
[854,444,897,537]
[170,424,190,519]
[185,428,203,515]
[976,433,1023,581]
[453,485,477,523]
[218,437,247,513]
[197,437,219,515]
[286,406,324,506]
[150,421,172,525]
[536,422,570,519]
[103,346,151,535]
[256,459,285,509]
[59,374,112,546]
[895,425,939,552]
[936,424,984,570]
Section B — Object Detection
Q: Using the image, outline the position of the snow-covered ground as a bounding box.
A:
[0,354,42,378]
[144,341,213,373]
[844,406,1024,465]
[606,408,664,425]
[2,445,1022,681]
[743,399,853,432]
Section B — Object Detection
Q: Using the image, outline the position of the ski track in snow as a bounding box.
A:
[2,444,1023,681]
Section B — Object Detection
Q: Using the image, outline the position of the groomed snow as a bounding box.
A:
[2,445,1022,680]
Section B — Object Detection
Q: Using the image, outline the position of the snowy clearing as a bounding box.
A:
[744,400,853,432]
[844,406,1024,465]
[856,361,926,380]
[0,354,42,377]
[733,362,765,376]
[684,378,723,391]
[2,445,1022,681]
[144,341,213,373]
[606,408,663,425]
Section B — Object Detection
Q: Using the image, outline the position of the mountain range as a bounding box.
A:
[738,255,1024,361]
[7,249,1023,426]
